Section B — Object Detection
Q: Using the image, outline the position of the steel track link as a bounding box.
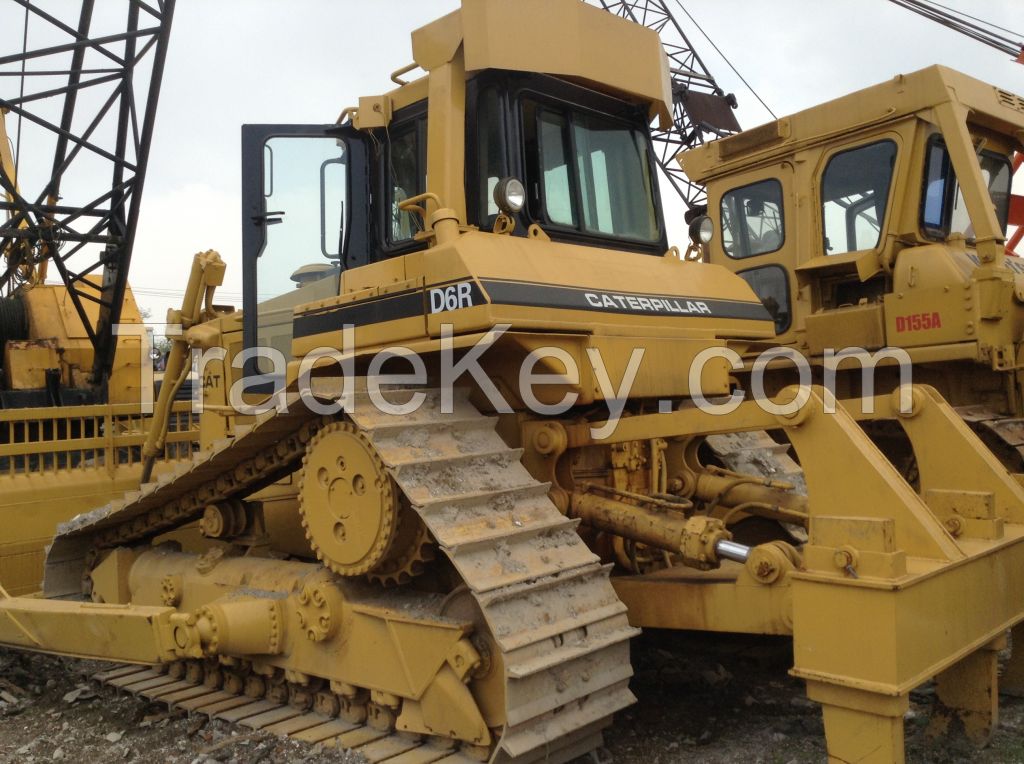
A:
[94,663,480,764]
[350,388,639,763]
[956,405,1024,473]
[45,397,327,596]
[56,386,637,763]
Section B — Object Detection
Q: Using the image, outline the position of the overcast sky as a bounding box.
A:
[3,0,1023,327]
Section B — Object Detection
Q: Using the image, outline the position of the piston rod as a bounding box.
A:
[714,539,751,563]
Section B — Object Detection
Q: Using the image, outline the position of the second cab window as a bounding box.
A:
[720,179,785,259]
[820,140,897,256]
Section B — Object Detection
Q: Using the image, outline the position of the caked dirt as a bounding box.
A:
[2,631,1024,763]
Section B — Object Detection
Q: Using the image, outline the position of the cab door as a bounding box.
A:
[707,166,796,340]
[239,124,369,386]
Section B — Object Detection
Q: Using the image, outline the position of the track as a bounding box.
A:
[45,397,325,597]
[96,663,482,763]
[355,389,638,762]
[956,405,1024,473]
[705,430,807,494]
[51,386,637,763]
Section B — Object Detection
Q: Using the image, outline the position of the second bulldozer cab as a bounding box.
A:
[681,66,1024,365]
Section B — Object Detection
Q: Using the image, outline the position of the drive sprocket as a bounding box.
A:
[298,421,399,577]
[366,499,435,587]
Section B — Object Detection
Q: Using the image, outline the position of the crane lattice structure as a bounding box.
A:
[0,0,175,388]
[587,0,742,209]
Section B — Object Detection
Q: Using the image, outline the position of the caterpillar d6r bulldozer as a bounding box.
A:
[3,3,1024,763]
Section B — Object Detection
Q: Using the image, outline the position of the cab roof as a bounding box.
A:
[680,65,1024,183]
[351,0,673,129]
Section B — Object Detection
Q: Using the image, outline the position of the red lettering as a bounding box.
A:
[894,312,941,333]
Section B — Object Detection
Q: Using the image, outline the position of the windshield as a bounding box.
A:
[523,98,659,242]
[921,137,1012,240]
[721,178,785,259]
[820,140,898,255]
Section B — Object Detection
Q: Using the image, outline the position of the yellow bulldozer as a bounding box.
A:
[681,66,1024,465]
[3,3,1024,764]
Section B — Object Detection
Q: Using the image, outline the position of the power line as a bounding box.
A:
[133,288,244,299]
[887,0,1023,59]
[924,0,1022,42]
[672,0,776,120]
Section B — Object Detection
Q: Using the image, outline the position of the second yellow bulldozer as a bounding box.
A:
[681,65,1024,466]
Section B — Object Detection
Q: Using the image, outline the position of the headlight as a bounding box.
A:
[493,177,526,214]
[699,216,714,244]
[689,214,714,245]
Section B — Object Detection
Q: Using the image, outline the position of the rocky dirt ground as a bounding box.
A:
[603,631,1024,763]
[2,631,1024,763]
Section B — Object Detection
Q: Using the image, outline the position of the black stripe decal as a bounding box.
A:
[481,279,772,321]
[293,290,424,339]
[293,277,771,338]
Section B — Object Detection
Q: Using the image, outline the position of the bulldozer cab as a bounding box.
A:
[681,65,1024,356]
[238,68,671,386]
[223,0,774,423]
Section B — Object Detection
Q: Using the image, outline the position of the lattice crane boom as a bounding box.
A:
[0,0,176,389]
[586,0,742,209]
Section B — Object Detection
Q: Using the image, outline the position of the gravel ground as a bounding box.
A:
[0,652,362,764]
[605,631,1024,764]
[2,633,1024,763]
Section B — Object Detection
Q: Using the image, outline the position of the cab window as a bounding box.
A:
[241,127,353,381]
[737,265,791,334]
[386,117,427,245]
[523,98,659,242]
[257,136,346,367]
[720,179,784,259]
[921,136,1012,240]
[475,87,507,229]
[538,109,575,226]
[821,140,897,255]
[259,136,346,300]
